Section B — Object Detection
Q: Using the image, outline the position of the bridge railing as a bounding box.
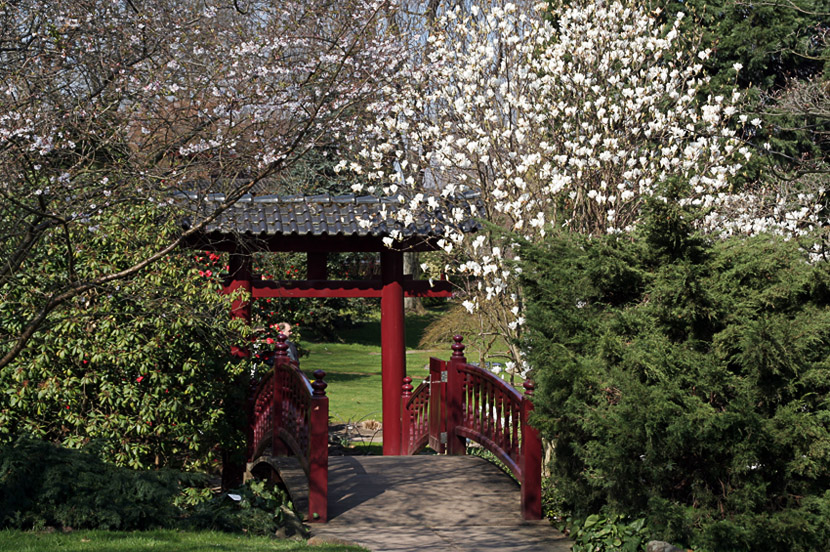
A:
[247,334,329,523]
[400,357,448,455]
[401,335,542,520]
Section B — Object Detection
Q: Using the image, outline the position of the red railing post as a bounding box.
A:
[428,358,447,454]
[446,335,467,455]
[309,369,329,523]
[271,334,289,456]
[400,376,413,455]
[521,378,542,520]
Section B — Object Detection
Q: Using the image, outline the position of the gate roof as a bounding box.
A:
[178,191,480,253]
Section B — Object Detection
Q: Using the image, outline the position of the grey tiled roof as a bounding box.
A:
[176,191,481,239]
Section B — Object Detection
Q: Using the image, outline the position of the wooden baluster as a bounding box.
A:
[501,392,508,451]
[474,374,480,434]
[309,369,328,523]
[513,402,520,459]
[487,378,493,440]
[482,378,488,440]
[521,378,542,520]
[446,335,467,455]
[400,376,414,455]
[496,388,503,450]
[428,358,447,453]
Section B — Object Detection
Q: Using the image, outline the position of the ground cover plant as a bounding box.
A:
[521,200,830,552]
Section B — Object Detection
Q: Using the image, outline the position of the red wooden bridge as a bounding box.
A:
[245,334,543,526]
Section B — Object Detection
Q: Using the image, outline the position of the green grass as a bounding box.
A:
[299,305,514,424]
[0,530,366,552]
[300,310,443,425]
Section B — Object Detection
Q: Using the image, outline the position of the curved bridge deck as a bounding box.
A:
[273,455,571,552]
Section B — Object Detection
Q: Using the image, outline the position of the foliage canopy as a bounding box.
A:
[521,202,830,551]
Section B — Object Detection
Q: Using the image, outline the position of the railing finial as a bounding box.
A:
[401,376,413,399]
[523,377,535,397]
[275,333,289,357]
[451,335,466,362]
[312,370,327,396]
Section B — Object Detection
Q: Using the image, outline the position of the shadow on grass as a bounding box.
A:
[303,371,380,383]
[331,308,447,349]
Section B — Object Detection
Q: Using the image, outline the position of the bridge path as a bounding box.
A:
[274,455,572,552]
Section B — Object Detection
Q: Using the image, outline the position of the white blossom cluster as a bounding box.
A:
[689,183,827,252]
[340,0,786,369]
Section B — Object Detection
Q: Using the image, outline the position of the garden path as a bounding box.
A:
[274,455,571,552]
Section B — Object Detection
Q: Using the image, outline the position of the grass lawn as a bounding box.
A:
[299,305,513,426]
[300,310,443,425]
[0,530,366,552]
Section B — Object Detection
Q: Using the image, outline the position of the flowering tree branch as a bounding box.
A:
[340,0,793,372]
[0,0,404,370]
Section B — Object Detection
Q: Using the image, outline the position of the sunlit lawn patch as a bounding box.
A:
[0,530,366,552]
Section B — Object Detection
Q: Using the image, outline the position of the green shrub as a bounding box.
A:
[521,201,830,552]
[0,439,300,536]
[183,479,304,537]
[0,205,248,471]
[566,514,649,552]
[0,438,195,530]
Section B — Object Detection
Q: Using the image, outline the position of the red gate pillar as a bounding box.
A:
[223,251,253,489]
[227,252,253,358]
[381,248,405,455]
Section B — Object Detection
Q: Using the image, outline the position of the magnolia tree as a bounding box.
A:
[0,0,404,369]
[339,0,824,371]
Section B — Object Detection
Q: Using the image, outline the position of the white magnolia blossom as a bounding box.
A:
[343,0,824,368]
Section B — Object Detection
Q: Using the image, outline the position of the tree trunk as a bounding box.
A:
[403,251,426,314]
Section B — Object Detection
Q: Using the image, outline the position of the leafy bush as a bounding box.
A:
[0,206,247,471]
[566,514,649,552]
[184,479,305,537]
[0,439,301,536]
[0,438,195,530]
[521,201,830,551]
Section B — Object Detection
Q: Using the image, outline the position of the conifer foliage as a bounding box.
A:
[520,202,830,551]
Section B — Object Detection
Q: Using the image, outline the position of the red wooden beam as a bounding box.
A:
[245,279,452,298]
[183,233,443,254]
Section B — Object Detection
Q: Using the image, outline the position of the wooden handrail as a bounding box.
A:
[247,334,328,522]
[401,376,430,455]
[445,335,542,520]
[400,335,542,519]
[400,357,448,455]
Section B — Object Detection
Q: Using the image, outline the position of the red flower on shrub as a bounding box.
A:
[136,375,144,383]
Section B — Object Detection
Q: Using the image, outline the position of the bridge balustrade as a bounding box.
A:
[247,334,329,522]
[248,333,540,523]
[401,335,542,520]
[400,357,448,455]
